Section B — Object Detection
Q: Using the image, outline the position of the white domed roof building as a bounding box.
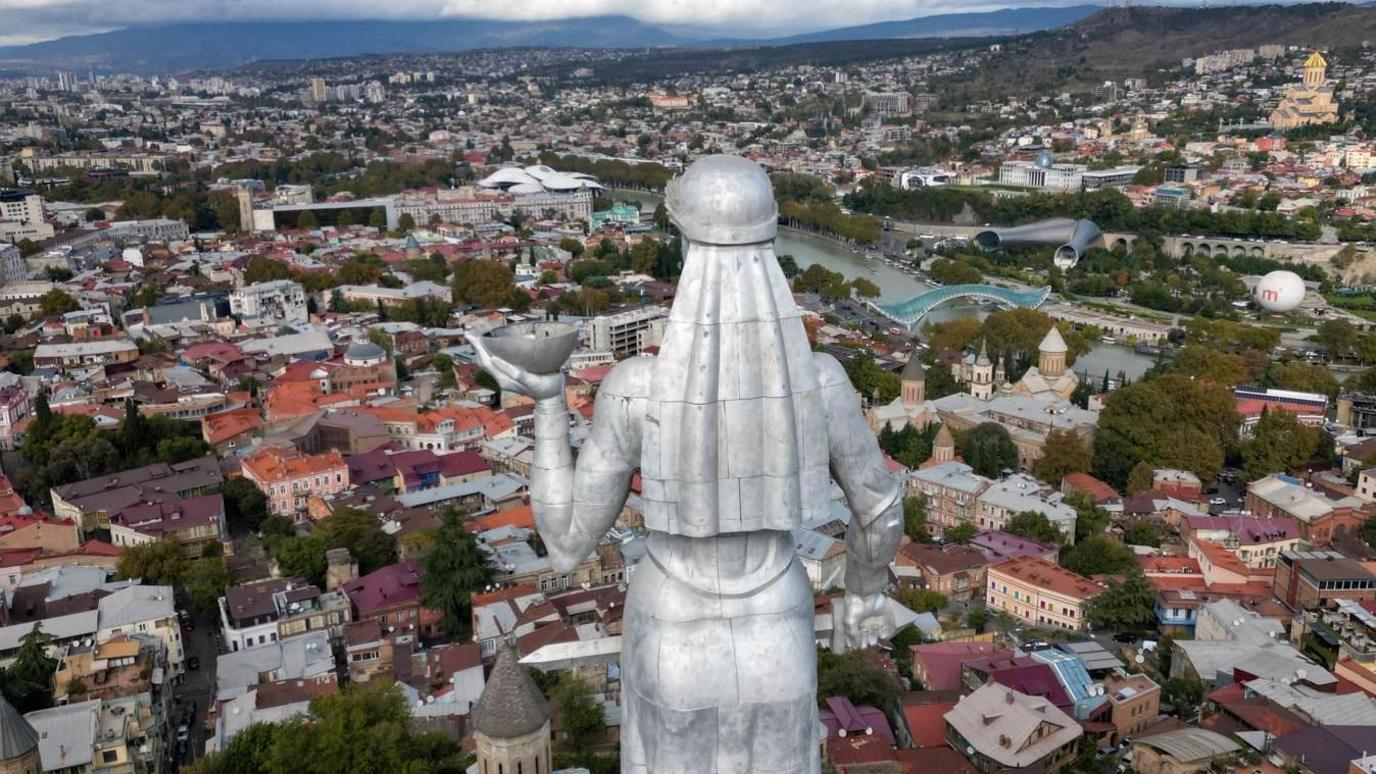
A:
[343,340,388,367]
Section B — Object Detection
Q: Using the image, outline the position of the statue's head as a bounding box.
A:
[665,155,777,246]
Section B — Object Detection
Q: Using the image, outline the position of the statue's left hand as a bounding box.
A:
[842,591,891,650]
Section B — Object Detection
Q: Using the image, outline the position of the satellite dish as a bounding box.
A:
[1135,654,1145,664]
[967,747,975,756]
[838,729,847,738]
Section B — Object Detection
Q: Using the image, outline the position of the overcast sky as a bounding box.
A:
[0,0,1319,46]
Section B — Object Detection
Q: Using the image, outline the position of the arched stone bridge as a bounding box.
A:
[868,284,1052,327]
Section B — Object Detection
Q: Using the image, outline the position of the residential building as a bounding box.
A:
[229,279,308,323]
[50,456,223,532]
[0,243,24,286]
[907,461,988,538]
[32,339,140,370]
[219,577,350,652]
[23,695,164,774]
[1101,672,1160,743]
[108,493,227,556]
[862,91,912,117]
[986,556,1103,632]
[336,282,451,308]
[944,683,1082,773]
[1273,550,1376,611]
[340,560,436,637]
[1130,728,1240,774]
[241,446,350,519]
[1179,514,1300,569]
[1246,474,1369,547]
[0,384,30,452]
[894,543,987,602]
[95,584,184,676]
[588,306,667,356]
[0,188,54,241]
[975,473,1078,543]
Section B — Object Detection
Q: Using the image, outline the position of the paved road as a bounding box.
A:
[169,603,220,770]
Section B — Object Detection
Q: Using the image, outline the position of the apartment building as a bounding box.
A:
[50,456,224,532]
[1273,550,1376,611]
[975,473,1078,543]
[907,461,988,538]
[229,279,308,323]
[588,306,667,357]
[0,384,31,450]
[33,339,140,370]
[0,188,54,241]
[1102,673,1161,743]
[986,556,1103,632]
[241,446,350,519]
[0,243,25,285]
[219,577,349,652]
[108,493,227,556]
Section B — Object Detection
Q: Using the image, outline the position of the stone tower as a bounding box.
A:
[0,694,41,774]
[900,356,926,408]
[472,643,552,774]
[931,424,955,465]
[1038,327,1068,378]
[324,547,358,592]
[405,234,422,261]
[1303,50,1327,87]
[970,340,994,401]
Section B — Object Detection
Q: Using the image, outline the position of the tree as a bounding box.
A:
[1062,536,1137,576]
[420,510,493,636]
[966,606,990,634]
[1004,511,1064,544]
[1124,521,1161,547]
[850,277,881,299]
[1241,408,1321,482]
[115,538,190,585]
[549,675,606,759]
[223,477,270,533]
[1067,492,1111,543]
[157,435,210,464]
[1316,319,1358,359]
[1083,569,1155,633]
[397,213,416,231]
[945,522,977,544]
[336,209,355,228]
[267,534,328,587]
[296,210,319,230]
[896,587,947,614]
[959,422,1018,478]
[902,496,931,543]
[191,681,470,774]
[369,209,388,229]
[431,352,457,389]
[1126,461,1156,495]
[816,649,903,713]
[1161,676,1205,719]
[186,557,231,616]
[1032,429,1092,485]
[451,259,524,309]
[38,289,79,317]
[1,624,57,712]
[319,507,395,575]
[1092,374,1237,491]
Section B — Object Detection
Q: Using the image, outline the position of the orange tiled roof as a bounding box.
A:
[469,505,535,533]
[202,408,263,446]
[242,446,347,484]
[989,556,1104,601]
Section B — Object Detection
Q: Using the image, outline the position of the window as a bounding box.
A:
[103,751,119,764]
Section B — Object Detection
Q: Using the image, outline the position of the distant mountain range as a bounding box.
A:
[0,6,1104,75]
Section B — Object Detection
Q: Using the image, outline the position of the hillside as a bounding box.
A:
[951,3,1376,98]
[761,5,1101,45]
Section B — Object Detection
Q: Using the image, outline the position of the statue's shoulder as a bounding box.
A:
[811,351,849,387]
[601,356,654,398]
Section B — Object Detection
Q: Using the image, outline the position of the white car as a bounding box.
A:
[1209,497,1227,506]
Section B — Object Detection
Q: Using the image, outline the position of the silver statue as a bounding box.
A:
[472,155,903,774]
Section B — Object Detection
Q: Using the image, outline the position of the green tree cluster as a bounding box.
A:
[1091,374,1237,491]
[0,625,58,713]
[958,422,1018,478]
[419,510,492,636]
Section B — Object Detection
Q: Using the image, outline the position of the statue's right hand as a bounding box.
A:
[470,336,565,401]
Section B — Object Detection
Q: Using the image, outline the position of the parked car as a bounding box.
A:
[176,724,189,743]
[1209,497,1227,506]
[187,656,200,671]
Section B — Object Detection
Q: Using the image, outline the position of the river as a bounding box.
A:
[612,190,1155,380]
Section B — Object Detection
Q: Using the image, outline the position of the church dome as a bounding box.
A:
[0,694,39,762]
[472,643,550,740]
[901,356,926,381]
[665,155,777,245]
[1038,326,1068,355]
[344,340,387,365]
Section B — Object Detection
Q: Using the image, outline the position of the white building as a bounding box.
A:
[976,473,1079,543]
[230,279,308,323]
[588,306,668,357]
[337,281,452,307]
[0,188,54,241]
[0,243,24,285]
[997,161,1086,192]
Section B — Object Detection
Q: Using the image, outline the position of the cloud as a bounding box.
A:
[0,0,1311,45]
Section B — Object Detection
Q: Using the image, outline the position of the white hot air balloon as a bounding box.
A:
[1253,270,1306,313]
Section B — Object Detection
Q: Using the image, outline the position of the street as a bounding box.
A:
[169,603,220,771]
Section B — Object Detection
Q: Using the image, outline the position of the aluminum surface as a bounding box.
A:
[471,155,902,773]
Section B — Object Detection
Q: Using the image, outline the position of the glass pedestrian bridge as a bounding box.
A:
[869,284,1051,327]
